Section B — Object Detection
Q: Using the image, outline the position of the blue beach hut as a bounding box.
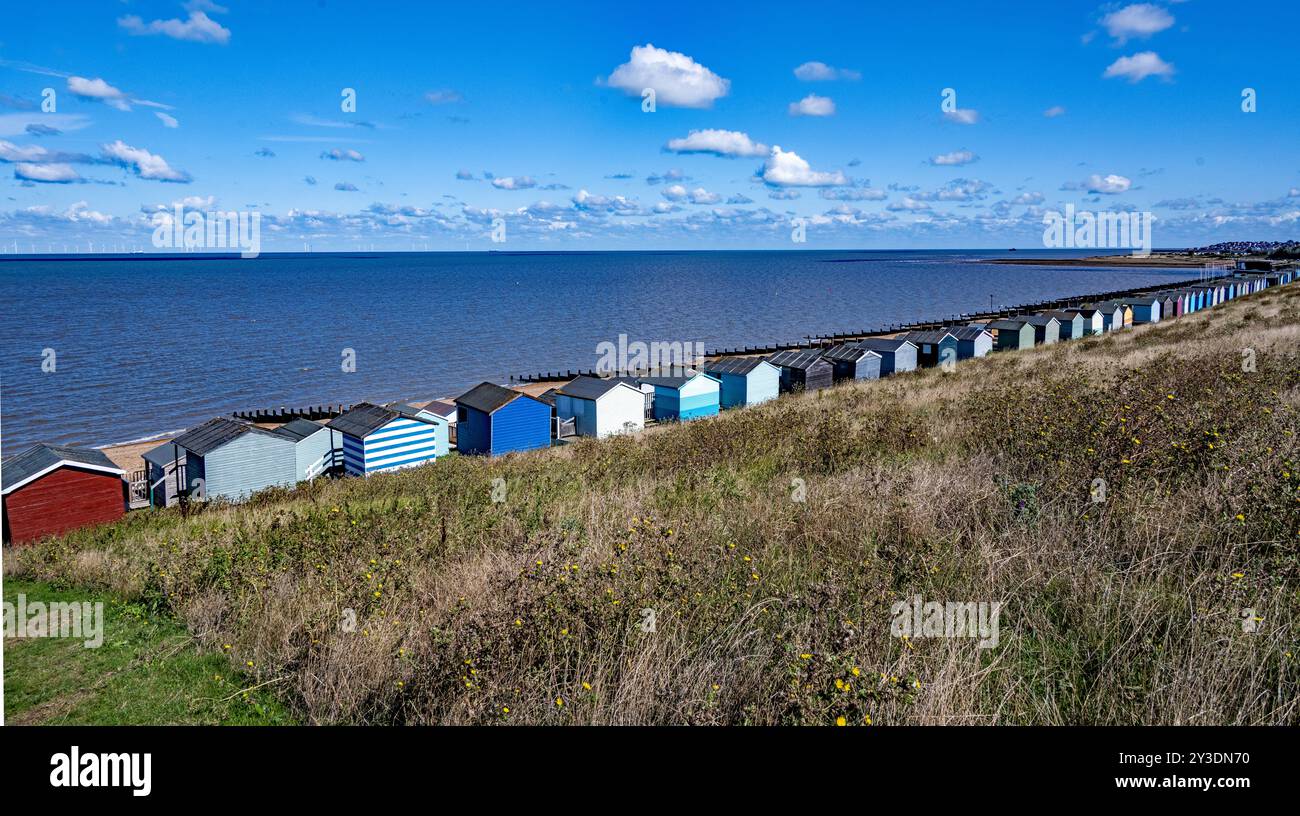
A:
[328,402,447,476]
[454,382,552,456]
[637,371,721,421]
[820,344,882,383]
[854,337,918,375]
[699,357,781,408]
[170,416,297,502]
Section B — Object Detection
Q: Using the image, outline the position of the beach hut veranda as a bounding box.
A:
[142,441,186,508]
[699,357,781,407]
[454,382,553,456]
[553,376,646,438]
[272,417,343,480]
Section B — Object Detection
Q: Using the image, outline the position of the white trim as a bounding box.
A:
[2,460,125,495]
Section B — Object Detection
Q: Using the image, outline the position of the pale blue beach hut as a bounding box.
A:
[699,357,781,408]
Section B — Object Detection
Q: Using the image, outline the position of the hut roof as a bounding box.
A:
[173,416,283,456]
[423,400,457,419]
[1118,296,1159,306]
[142,441,182,469]
[272,418,327,442]
[327,403,399,439]
[1025,314,1060,327]
[946,326,992,341]
[901,330,956,345]
[556,376,629,401]
[637,371,717,389]
[767,349,829,370]
[700,357,770,376]
[821,344,881,363]
[2,443,123,494]
[986,318,1029,331]
[455,382,528,415]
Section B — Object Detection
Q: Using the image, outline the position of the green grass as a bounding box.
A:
[3,578,293,725]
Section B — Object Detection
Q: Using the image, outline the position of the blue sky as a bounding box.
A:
[1,0,1298,250]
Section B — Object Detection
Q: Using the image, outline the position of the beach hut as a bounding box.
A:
[819,345,882,383]
[171,417,297,501]
[988,318,1035,351]
[699,357,782,407]
[2,444,126,545]
[1026,314,1061,345]
[328,402,447,476]
[553,376,645,438]
[1063,307,1105,336]
[1088,301,1126,332]
[272,418,342,481]
[1042,310,1085,340]
[854,337,919,375]
[142,441,186,508]
[901,330,959,368]
[422,400,458,426]
[1119,297,1161,324]
[1158,294,1178,320]
[636,371,721,421]
[947,325,994,359]
[766,349,834,393]
[454,382,552,456]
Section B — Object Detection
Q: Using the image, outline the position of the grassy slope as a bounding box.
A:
[7,284,1300,725]
[3,579,293,724]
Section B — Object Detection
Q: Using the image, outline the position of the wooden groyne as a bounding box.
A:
[231,404,351,423]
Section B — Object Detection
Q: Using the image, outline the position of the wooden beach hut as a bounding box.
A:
[171,417,297,501]
[947,325,994,359]
[2,444,126,545]
[699,357,781,407]
[854,337,919,375]
[767,349,834,393]
[1087,302,1126,332]
[819,344,882,383]
[901,330,959,368]
[1119,297,1161,324]
[1026,314,1061,345]
[272,418,342,481]
[1063,307,1105,336]
[1158,294,1178,320]
[1042,310,1086,340]
[454,382,553,456]
[553,376,645,438]
[987,318,1035,351]
[142,441,186,508]
[328,402,447,476]
[636,371,720,421]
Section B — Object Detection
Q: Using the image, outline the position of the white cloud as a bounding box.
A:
[492,176,537,190]
[1044,105,1067,118]
[887,196,931,211]
[793,61,860,81]
[820,186,886,201]
[14,162,82,183]
[943,108,980,125]
[320,148,365,162]
[664,129,768,158]
[1011,191,1045,205]
[603,44,730,109]
[571,189,641,214]
[0,140,52,162]
[100,140,191,182]
[1102,4,1174,44]
[929,150,978,166]
[156,112,179,128]
[788,94,835,117]
[761,146,847,187]
[1103,51,1175,83]
[662,184,720,204]
[68,76,131,111]
[1087,173,1132,194]
[118,9,231,44]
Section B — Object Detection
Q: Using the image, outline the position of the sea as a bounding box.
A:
[0,249,1204,451]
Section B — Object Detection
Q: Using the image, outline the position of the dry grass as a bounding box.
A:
[10,286,1300,725]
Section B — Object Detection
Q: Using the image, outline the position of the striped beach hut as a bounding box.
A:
[142,441,185,508]
[328,402,447,476]
[637,371,721,421]
[553,376,645,438]
[2,444,126,544]
[171,417,297,502]
[272,418,342,481]
[767,349,834,393]
[820,344,882,383]
[1042,310,1085,340]
[947,325,994,359]
[1026,314,1061,345]
[855,337,918,375]
[1119,296,1161,324]
[987,318,1035,351]
[901,330,959,368]
[699,357,781,408]
[454,382,553,456]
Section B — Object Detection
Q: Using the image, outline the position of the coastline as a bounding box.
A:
[984,253,1214,267]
